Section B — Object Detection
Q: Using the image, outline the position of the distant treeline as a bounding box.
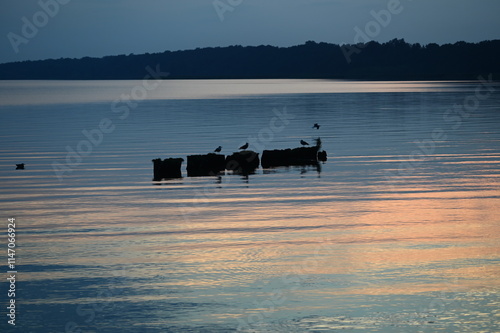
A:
[1,39,499,80]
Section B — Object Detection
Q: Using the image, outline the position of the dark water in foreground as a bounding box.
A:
[0,79,499,332]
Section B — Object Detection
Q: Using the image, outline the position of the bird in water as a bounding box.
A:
[313,123,320,129]
[300,140,309,146]
[16,163,25,170]
[239,142,249,150]
[214,146,222,153]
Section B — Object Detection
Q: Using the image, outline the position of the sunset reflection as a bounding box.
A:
[2,79,499,332]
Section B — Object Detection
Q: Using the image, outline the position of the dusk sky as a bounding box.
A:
[1,0,499,64]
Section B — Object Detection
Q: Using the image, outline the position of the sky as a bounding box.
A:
[0,0,499,64]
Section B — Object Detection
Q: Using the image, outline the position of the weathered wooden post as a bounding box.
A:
[225,150,260,175]
[152,158,184,180]
[186,153,226,177]
[261,146,320,168]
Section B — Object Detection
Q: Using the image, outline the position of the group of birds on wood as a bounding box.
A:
[213,123,320,153]
[16,124,321,169]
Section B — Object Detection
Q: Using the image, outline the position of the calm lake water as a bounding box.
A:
[0,79,499,332]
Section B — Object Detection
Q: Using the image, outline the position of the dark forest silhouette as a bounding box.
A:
[1,39,499,80]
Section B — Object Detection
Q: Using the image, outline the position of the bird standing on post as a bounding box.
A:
[239,142,249,150]
[300,140,309,146]
[214,146,222,153]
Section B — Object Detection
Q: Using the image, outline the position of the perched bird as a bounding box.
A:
[313,123,320,130]
[16,163,25,170]
[300,140,310,146]
[239,142,249,150]
[214,146,222,153]
[314,137,322,148]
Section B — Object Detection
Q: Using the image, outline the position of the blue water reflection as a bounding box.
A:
[0,79,499,332]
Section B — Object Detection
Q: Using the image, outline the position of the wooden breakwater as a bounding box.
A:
[152,145,327,180]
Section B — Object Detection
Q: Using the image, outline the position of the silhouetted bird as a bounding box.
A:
[314,137,322,148]
[214,146,222,153]
[239,143,249,150]
[300,140,309,146]
[313,123,320,129]
[16,163,25,170]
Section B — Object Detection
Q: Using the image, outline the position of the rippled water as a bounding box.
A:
[0,79,499,332]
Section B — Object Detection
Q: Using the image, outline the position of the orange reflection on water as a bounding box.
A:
[16,169,500,301]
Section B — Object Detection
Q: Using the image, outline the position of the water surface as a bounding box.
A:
[0,79,499,332]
